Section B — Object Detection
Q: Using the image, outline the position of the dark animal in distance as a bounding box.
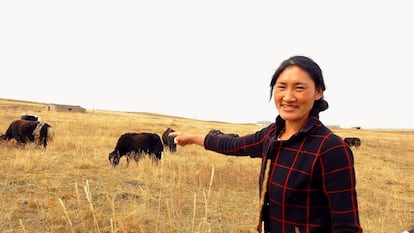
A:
[162,127,177,153]
[108,132,164,167]
[20,113,41,122]
[1,119,54,148]
[344,137,361,149]
[208,129,240,137]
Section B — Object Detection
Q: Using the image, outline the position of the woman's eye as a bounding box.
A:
[296,86,305,90]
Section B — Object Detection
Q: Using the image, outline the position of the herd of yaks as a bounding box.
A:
[0,114,239,167]
[0,113,362,157]
[0,114,55,148]
[1,114,362,166]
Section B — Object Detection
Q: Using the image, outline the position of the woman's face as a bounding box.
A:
[273,66,322,125]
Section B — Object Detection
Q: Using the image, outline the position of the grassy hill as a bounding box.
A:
[0,98,413,233]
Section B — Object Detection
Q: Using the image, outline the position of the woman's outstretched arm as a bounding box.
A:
[169,131,206,147]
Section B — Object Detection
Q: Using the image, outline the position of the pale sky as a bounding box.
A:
[1,1,413,129]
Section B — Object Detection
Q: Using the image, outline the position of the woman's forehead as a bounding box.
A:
[276,66,313,83]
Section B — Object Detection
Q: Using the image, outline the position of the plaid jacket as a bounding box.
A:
[204,115,362,233]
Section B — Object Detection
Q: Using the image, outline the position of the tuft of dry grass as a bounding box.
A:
[0,98,413,233]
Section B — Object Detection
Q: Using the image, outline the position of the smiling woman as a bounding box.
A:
[169,55,363,233]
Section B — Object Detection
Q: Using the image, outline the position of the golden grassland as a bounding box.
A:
[0,98,413,233]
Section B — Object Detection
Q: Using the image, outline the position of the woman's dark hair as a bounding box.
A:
[269,55,329,116]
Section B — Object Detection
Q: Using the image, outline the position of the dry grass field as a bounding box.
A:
[0,98,413,233]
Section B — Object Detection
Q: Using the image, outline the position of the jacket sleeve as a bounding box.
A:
[319,136,363,233]
[204,124,276,158]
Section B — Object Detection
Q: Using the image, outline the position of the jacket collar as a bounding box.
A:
[274,114,320,137]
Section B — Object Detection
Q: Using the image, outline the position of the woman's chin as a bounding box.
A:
[279,112,296,121]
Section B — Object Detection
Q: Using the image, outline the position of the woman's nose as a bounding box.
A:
[283,91,296,101]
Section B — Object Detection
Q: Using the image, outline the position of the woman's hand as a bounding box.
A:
[168,131,206,147]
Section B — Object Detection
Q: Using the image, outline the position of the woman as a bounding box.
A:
[170,55,363,233]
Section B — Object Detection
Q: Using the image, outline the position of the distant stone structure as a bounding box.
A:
[45,104,86,112]
[327,125,341,129]
[256,120,272,127]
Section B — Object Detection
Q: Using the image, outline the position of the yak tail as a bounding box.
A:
[39,123,55,148]
[46,126,55,142]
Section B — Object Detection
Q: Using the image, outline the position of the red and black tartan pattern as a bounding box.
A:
[204,116,363,233]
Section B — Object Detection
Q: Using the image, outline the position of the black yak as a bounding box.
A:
[108,132,164,167]
[162,127,177,153]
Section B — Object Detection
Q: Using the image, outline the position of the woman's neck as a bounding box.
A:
[280,121,304,140]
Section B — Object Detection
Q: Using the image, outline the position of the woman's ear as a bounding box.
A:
[315,88,323,100]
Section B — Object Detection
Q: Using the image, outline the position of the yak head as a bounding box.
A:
[108,151,121,167]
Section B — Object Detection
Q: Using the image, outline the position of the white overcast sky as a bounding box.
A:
[1,1,413,129]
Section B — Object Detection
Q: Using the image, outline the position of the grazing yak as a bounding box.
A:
[1,119,54,148]
[108,132,164,167]
[208,129,240,137]
[344,137,361,149]
[162,127,177,153]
